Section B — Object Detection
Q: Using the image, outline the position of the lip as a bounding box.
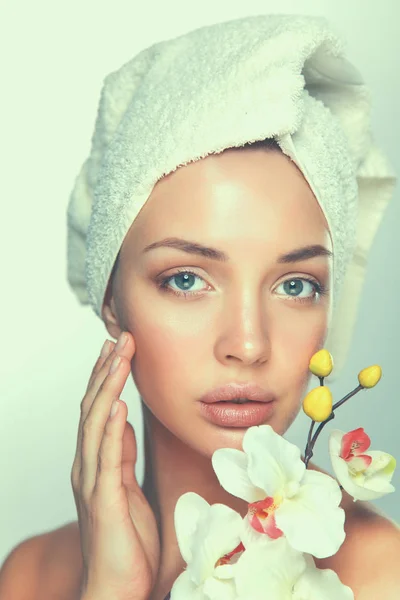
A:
[199,400,275,427]
[198,383,276,428]
[199,383,275,404]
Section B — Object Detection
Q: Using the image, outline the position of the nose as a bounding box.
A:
[214,289,271,367]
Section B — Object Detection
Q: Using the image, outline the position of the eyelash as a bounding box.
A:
[157,268,329,304]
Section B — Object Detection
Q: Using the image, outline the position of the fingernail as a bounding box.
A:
[100,340,112,358]
[110,355,121,374]
[115,332,127,353]
[110,400,119,418]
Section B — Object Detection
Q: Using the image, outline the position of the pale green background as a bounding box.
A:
[1,0,399,565]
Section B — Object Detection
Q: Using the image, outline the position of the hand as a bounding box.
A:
[70,332,160,600]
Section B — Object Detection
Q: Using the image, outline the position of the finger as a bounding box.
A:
[79,333,136,455]
[80,356,130,498]
[73,335,131,480]
[79,347,118,441]
[120,421,140,489]
[71,342,116,486]
[84,333,135,411]
[86,340,115,393]
[95,398,131,506]
[72,333,135,491]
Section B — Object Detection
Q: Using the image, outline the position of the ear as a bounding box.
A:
[101,276,124,341]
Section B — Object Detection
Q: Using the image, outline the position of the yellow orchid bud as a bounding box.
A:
[358,365,382,388]
[302,386,333,422]
[309,349,334,378]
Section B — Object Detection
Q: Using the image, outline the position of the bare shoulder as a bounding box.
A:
[40,520,84,597]
[316,488,400,598]
[308,461,400,597]
[0,529,48,599]
[0,521,83,600]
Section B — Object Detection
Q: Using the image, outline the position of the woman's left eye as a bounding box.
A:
[275,278,326,302]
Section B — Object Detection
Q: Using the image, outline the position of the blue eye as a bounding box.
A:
[158,270,207,296]
[275,278,325,302]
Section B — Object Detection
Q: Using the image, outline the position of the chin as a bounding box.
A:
[192,417,283,457]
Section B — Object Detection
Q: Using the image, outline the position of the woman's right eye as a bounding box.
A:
[157,269,210,297]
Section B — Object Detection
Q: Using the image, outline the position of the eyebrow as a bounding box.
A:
[143,237,332,263]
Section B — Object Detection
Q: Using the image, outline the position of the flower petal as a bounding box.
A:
[382,453,397,476]
[189,503,243,584]
[275,470,345,558]
[212,448,264,502]
[202,575,237,600]
[329,429,344,459]
[174,492,210,564]
[330,453,372,501]
[293,565,354,599]
[240,515,278,549]
[170,570,205,600]
[213,564,236,580]
[361,473,395,496]
[365,450,396,478]
[247,498,284,538]
[340,428,370,460]
[330,449,395,501]
[243,425,305,495]
[304,553,316,568]
[346,454,372,472]
[235,540,306,599]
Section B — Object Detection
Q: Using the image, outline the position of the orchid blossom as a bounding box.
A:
[234,540,354,600]
[212,425,345,558]
[329,428,396,502]
[171,492,244,600]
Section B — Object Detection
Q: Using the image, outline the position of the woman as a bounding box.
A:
[96,140,334,598]
[1,12,399,600]
[73,141,398,600]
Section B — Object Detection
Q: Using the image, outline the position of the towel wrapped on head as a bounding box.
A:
[66,13,396,376]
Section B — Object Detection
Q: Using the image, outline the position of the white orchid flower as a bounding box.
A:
[171,492,244,600]
[234,540,354,600]
[211,425,345,559]
[292,564,354,600]
[329,428,396,502]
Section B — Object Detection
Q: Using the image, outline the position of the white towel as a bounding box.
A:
[66,13,396,376]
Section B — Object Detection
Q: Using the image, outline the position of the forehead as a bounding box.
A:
[124,147,330,254]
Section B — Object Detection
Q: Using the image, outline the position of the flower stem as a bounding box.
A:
[304,420,315,465]
[304,384,364,468]
[331,384,363,412]
[304,376,324,467]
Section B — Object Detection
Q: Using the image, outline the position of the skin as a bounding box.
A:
[101,145,333,597]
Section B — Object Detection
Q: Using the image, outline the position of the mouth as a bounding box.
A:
[199,383,275,405]
[216,398,260,404]
[198,383,276,427]
[199,399,275,427]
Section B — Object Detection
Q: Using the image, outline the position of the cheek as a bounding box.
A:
[270,310,325,433]
[125,298,209,397]
[273,305,327,384]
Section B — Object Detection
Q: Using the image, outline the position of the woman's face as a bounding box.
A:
[106,147,333,456]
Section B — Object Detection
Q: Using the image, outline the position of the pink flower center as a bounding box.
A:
[247,496,284,539]
[340,428,369,459]
[215,541,245,567]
